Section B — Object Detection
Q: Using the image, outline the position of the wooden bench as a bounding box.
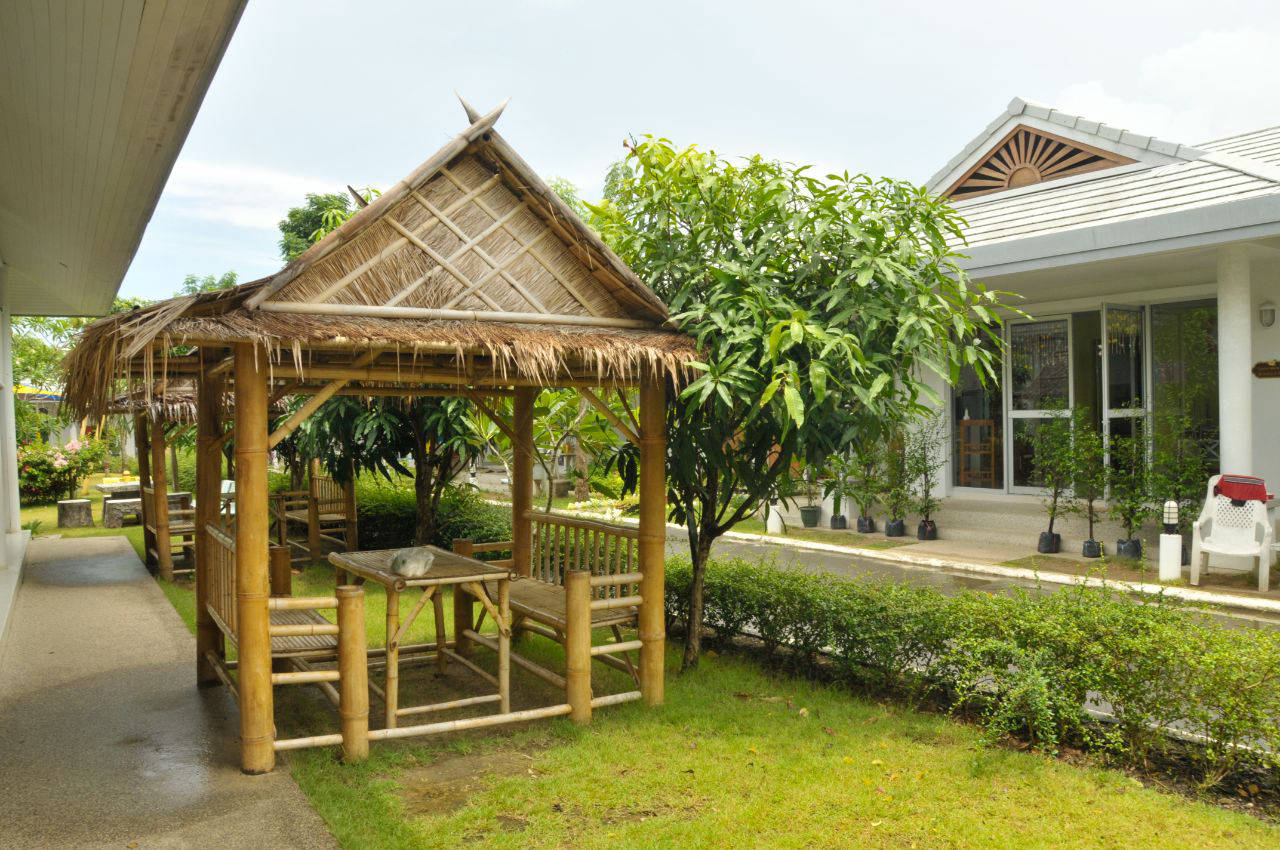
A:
[272,460,357,564]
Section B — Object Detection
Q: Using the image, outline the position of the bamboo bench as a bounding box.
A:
[272,461,357,565]
[454,510,645,693]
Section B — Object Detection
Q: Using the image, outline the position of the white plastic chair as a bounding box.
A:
[1190,475,1274,592]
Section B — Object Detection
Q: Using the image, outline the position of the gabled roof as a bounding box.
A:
[245,98,669,328]
[62,99,697,418]
[932,98,1280,273]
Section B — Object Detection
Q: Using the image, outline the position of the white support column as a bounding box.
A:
[0,307,21,538]
[1217,245,1254,473]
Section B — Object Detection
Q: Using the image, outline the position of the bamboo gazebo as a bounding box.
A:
[64,98,695,774]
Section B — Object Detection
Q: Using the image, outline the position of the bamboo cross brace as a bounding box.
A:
[385,200,525,310]
[268,352,377,448]
[438,166,603,317]
[392,585,436,649]
[270,381,304,405]
[303,174,503,306]
[211,429,233,453]
[463,389,520,445]
[580,388,639,446]
[464,581,509,636]
[614,389,641,434]
[447,226,553,312]
[382,216,503,310]
[409,190,550,313]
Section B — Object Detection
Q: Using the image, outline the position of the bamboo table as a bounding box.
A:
[327,547,512,729]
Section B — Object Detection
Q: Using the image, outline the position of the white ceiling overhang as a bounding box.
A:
[0,0,246,316]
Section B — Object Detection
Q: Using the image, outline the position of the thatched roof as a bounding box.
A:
[107,380,288,424]
[64,99,697,419]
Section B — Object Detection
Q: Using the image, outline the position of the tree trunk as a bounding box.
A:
[681,523,715,671]
[573,437,590,502]
[412,439,435,547]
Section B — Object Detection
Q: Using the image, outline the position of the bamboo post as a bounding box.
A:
[511,388,536,577]
[269,545,292,675]
[337,584,369,763]
[565,569,592,724]
[195,368,225,687]
[234,342,275,774]
[385,586,399,728]
[452,538,473,656]
[307,458,322,562]
[638,376,666,707]
[135,415,157,567]
[150,416,173,581]
[498,576,510,713]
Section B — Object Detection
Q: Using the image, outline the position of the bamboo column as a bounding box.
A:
[564,568,592,724]
[511,388,536,577]
[234,342,275,774]
[384,585,400,728]
[452,538,473,656]
[269,545,292,675]
[195,368,225,687]
[134,415,157,567]
[337,584,369,763]
[637,377,666,706]
[149,417,173,581]
[307,458,321,562]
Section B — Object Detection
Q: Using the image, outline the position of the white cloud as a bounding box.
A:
[163,159,343,230]
[1054,29,1280,144]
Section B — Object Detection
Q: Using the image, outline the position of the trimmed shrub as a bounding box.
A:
[356,481,511,554]
[665,554,1280,784]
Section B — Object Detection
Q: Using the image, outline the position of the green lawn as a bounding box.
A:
[733,516,915,550]
[25,486,1279,848]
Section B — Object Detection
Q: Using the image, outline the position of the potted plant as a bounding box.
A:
[798,467,823,528]
[906,412,947,540]
[1072,410,1106,558]
[1109,411,1151,560]
[1150,410,1211,564]
[1029,413,1075,554]
[882,433,910,537]
[822,455,849,529]
[845,445,882,533]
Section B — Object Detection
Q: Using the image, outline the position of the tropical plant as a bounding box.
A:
[1150,410,1212,535]
[1029,413,1076,539]
[1072,410,1107,545]
[178,271,238,295]
[589,137,1011,666]
[17,438,107,504]
[882,432,912,523]
[906,411,947,524]
[1109,411,1152,546]
[842,444,883,522]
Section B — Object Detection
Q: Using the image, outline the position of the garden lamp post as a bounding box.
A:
[1159,499,1182,582]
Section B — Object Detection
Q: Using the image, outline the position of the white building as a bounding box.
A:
[0,1,245,642]
[922,97,1280,549]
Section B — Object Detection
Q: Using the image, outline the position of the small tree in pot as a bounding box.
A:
[1072,410,1106,558]
[883,432,910,537]
[799,466,823,528]
[823,452,851,529]
[1029,413,1075,554]
[844,444,882,533]
[1108,411,1151,561]
[1150,410,1211,563]
[906,411,947,540]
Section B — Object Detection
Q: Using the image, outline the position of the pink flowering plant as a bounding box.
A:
[18,438,107,504]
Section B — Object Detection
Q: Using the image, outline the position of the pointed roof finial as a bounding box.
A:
[456,91,481,124]
[347,185,369,208]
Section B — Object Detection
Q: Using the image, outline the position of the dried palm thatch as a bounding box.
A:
[63,100,697,420]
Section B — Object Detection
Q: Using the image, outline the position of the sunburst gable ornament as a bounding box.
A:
[945,125,1134,199]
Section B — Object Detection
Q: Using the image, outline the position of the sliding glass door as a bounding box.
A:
[1007,318,1071,491]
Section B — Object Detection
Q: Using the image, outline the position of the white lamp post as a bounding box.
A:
[1158,499,1182,582]
[766,499,784,534]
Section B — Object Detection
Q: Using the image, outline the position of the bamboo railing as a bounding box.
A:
[206,523,238,639]
[527,511,640,599]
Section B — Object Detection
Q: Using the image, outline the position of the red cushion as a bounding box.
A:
[1214,474,1270,502]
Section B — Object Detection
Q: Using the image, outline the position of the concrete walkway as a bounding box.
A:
[0,536,337,850]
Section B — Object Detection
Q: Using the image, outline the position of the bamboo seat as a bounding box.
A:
[268,609,340,658]
[507,577,636,630]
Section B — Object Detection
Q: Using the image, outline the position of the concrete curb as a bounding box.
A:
[489,499,1280,616]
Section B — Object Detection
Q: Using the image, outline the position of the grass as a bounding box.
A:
[26,480,1280,848]
[733,516,915,550]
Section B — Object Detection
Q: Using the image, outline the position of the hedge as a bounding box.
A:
[665,556,1280,786]
[355,480,511,553]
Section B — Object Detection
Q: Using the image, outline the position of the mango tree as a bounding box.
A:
[590,138,1010,667]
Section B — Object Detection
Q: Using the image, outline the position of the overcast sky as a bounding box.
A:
[118,0,1280,301]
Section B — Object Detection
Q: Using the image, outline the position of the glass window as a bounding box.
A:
[1009,320,1069,410]
[1151,299,1219,470]
[1106,306,1144,410]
